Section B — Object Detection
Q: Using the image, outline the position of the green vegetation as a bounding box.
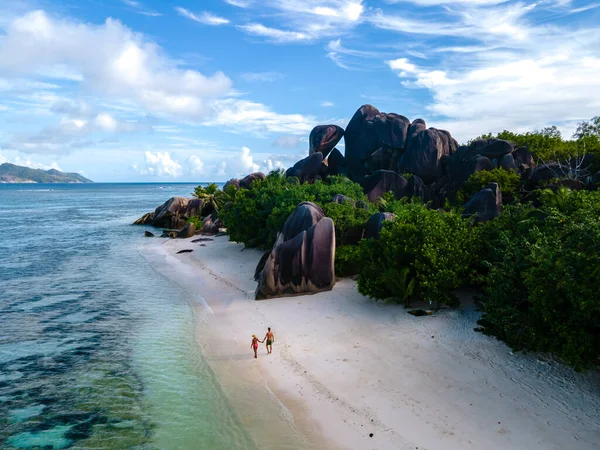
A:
[198,119,600,370]
[476,191,600,370]
[0,162,92,183]
[357,202,475,307]
[460,168,521,201]
[475,117,600,165]
[219,170,370,249]
[192,183,229,212]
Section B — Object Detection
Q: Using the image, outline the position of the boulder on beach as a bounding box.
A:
[134,212,154,225]
[201,214,221,235]
[151,197,191,229]
[373,113,410,149]
[255,217,336,300]
[463,182,502,222]
[177,222,196,238]
[255,202,336,299]
[144,231,155,237]
[365,212,396,239]
[309,125,344,158]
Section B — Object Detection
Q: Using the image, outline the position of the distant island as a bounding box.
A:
[0,163,92,183]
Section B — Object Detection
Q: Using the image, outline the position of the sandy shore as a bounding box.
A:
[142,235,600,450]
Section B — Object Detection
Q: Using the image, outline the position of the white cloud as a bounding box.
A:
[273,135,301,148]
[237,23,310,42]
[217,146,260,177]
[11,155,62,171]
[175,7,230,25]
[240,71,282,82]
[225,0,253,7]
[138,151,182,177]
[188,155,205,174]
[122,0,162,17]
[206,99,316,135]
[320,101,335,107]
[0,11,232,122]
[237,1,365,41]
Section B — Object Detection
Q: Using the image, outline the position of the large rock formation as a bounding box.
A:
[151,197,192,229]
[309,125,344,158]
[463,182,502,222]
[239,172,265,189]
[398,127,453,182]
[255,202,335,299]
[344,104,381,178]
[286,153,324,183]
[361,170,408,202]
[365,212,396,239]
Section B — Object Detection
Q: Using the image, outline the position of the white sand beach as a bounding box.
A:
[142,235,600,450]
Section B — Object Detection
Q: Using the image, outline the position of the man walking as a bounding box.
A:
[263,327,275,354]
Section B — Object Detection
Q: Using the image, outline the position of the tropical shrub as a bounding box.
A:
[220,171,370,249]
[335,245,363,277]
[459,168,521,202]
[477,191,600,370]
[356,202,475,307]
[186,216,203,228]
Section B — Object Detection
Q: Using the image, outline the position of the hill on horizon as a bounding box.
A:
[0,163,92,183]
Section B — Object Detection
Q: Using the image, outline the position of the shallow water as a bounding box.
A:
[0,183,254,449]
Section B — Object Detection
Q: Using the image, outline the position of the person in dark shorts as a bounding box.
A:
[263,327,275,354]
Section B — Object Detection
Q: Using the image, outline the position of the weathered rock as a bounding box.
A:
[471,139,514,158]
[277,202,325,245]
[224,178,240,190]
[255,217,336,300]
[309,125,344,158]
[239,172,265,189]
[331,194,356,206]
[530,163,570,185]
[134,212,154,225]
[406,175,430,203]
[344,105,381,178]
[553,178,585,190]
[362,170,408,202]
[368,147,398,172]
[285,153,323,183]
[153,197,191,229]
[407,118,426,142]
[326,148,347,176]
[463,182,502,222]
[177,222,196,238]
[201,214,220,235]
[499,153,517,171]
[144,231,155,237]
[185,198,204,219]
[398,128,452,182]
[176,249,194,254]
[191,237,214,243]
[513,147,535,170]
[373,113,410,149]
[365,212,396,239]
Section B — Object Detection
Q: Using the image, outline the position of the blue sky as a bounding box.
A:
[0,0,599,181]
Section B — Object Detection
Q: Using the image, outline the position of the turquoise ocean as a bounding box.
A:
[0,183,255,449]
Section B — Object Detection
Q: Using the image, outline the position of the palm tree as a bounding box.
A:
[381,266,415,306]
[540,186,572,211]
[192,183,228,213]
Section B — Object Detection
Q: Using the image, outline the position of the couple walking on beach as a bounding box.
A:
[251,327,274,359]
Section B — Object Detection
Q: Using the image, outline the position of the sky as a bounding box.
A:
[0,0,599,182]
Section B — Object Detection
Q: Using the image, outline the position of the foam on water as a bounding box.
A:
[0,183,254,449]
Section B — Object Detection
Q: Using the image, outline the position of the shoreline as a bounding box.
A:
[141,234,600,450]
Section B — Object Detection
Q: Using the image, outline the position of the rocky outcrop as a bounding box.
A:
[332,194,356,205]
[344,105,381,178]
[463,182,502,222]
[177,222,196,238]
[373,113,411,149]
[152,197,192,229]
[398,127,453,182]
[200,214,221,235]
[134,212,154,225]
[255,202,335,299]
[365,212,396,239]
[327,148,347,176]
[286,153,324,183]
[362,170,408,202]
[240,172,265,189]
[309,125,344,158]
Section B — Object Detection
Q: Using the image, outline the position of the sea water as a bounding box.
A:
[0,183,255,449]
